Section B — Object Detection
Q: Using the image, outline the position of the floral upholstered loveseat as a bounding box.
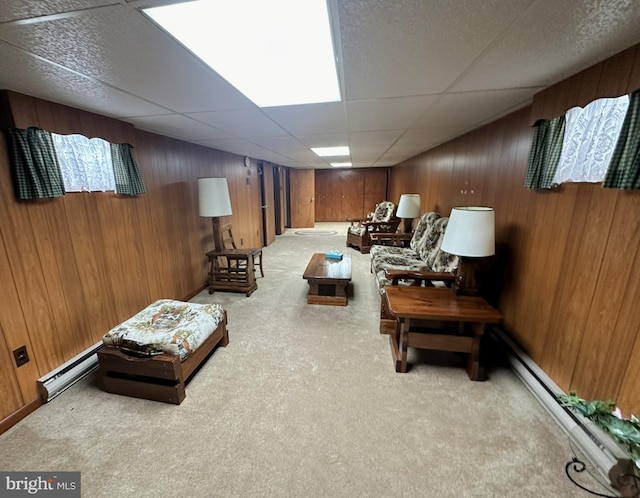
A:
[370,211,459,333]
[346,200,400,254]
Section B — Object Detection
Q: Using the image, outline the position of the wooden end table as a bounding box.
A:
[206,248,259,297]
[302,253,352,306]
[384,286,502,380]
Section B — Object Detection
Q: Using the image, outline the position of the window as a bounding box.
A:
[552,95,629,184]
[4,127,145,200]
[51,133,116,192]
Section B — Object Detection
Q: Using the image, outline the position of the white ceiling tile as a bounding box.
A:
[394,127,464,147]
[346,96,437,132]
[126,114,232,141]
[0,0,113,23]
[375,151,414,165]
[244,136,322,164]
[337,0,532,100]
[189,109,286,137]
[298,156,331,168]
[413,89,535,130]
[0,4,254,113]
[0,42,167,118]
[350,144,390,157]
[385,143,433,158]
[251,150,293,165]
[246,135,307,152]
[351,157,384,168]
[196,138,271,158]
[295,133,349,148]
[250,139,323,165]
[261,102,346,134]
[348,130,404,148]
[450,0,640,92]
[281,149,327,163]
[351,146,390,167]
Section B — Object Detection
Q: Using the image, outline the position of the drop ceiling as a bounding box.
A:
[1,0,639,169]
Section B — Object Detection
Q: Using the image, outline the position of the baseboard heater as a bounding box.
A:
[490,327,637,497]
[37,341,103,402]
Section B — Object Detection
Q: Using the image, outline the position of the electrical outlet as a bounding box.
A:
[13,345,29,367]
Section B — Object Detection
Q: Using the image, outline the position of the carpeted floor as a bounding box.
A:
[0,223,606,497]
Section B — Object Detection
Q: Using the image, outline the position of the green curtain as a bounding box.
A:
[5,127,65,199]
[111,143,146,196]
[524,115,566,189]
[603,89,640,189]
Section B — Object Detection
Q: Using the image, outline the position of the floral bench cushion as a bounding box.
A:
[371,250,432,287]
[102,299,225,360]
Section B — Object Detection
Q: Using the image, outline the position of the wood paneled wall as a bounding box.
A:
[0,91,265,426]
[389,43,640,416]
[315,168,389,221]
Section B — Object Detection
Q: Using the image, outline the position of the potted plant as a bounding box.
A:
[558,392,640,496]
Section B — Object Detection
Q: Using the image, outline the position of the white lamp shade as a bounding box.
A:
[440,207,495,257]
[198,178,232,217]
[396,194,421,218]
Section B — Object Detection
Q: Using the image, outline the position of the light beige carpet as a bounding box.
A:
[0,223,606,497]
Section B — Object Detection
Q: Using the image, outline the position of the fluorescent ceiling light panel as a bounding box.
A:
[311,146,350,157]
[331,162,352,167]
[144,0,340,107]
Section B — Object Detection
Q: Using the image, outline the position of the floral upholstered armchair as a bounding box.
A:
[346,201,400,254]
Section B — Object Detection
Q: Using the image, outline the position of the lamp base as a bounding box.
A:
[453,257,481,296]
[401,218,413,233]
[212,217,225,252]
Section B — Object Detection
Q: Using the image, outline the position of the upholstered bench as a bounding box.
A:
[97,299,228,404]
[370,212,458,334]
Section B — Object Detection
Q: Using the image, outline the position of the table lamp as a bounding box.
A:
[396,194,421,233]
[198,177,232,252]
[440,206,495,295]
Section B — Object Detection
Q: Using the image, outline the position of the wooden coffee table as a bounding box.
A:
[302,253,352,306]
[384,286,502,380]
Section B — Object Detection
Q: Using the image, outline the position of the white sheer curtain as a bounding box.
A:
[553,95,629,184]
[51,133,116,192]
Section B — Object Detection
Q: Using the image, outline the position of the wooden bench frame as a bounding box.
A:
[97,311,229,404]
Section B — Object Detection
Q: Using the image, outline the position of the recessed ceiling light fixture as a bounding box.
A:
[311,146,350,157]
[143,0,341,108]
[330,162,352,167]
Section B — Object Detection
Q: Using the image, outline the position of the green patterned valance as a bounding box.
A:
[5,127,65,200]
[111,143,146,196]
[524,116,565,189]
[603,89,640,189]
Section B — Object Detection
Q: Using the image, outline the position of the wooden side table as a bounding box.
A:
[206,248,258,296]
[383,286,502,380]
